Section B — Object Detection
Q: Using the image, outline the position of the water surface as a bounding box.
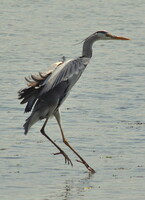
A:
[0,0,145,199]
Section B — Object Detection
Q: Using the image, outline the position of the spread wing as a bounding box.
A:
[18,57,89,112]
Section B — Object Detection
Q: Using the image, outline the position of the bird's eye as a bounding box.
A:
[106,33,111,37]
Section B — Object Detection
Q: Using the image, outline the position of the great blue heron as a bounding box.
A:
[18,31,130,173]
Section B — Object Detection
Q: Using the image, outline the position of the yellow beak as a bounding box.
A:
[108,34,130,40]
[113,36,130,40]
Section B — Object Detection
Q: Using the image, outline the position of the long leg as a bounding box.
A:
[54,110,96,173]
[40,117,73,166]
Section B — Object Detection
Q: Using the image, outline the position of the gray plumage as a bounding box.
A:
[19,57,90,134]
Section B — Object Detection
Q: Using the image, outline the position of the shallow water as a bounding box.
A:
[1,0,145,199]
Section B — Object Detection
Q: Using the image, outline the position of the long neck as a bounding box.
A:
[82,35,97,58]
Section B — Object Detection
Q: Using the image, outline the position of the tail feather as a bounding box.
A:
[23,112,39,135]
[24,99,37,113]
[18,87,42,113]
[18,87,36,103]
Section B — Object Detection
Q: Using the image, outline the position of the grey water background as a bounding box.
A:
[0,0,145,199]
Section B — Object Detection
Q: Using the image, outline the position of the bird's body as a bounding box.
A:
[18,31,130,173]
[21,56,90,134]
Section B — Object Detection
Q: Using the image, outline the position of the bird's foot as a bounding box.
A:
[53,151,73,166]
[76,159,96,174]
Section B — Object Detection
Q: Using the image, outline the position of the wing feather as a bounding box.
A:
[18,57,90,113]
[18,60,64,112]
[40,57,89,96]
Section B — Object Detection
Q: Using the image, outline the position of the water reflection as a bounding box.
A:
[61,172,95,200]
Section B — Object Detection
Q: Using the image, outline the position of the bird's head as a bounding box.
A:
[82,30,130,58]
[91,30,130,40]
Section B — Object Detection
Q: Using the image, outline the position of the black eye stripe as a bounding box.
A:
[96,31,108,34]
